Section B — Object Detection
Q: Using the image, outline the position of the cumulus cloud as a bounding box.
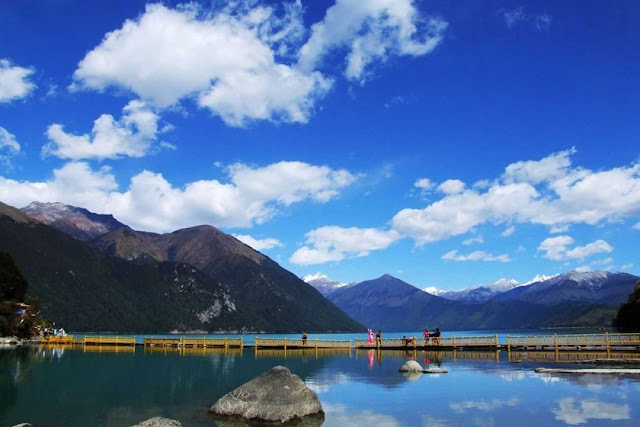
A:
[296,149,640,265]
[0,59,36,102]
[290,226,400,265]
[232,234,283,251]
[298,0,448,82]
[621,263,634,271]
[537,236,613,261]
[0,160,356,232]
[438,179,465,195]
[0,126,21,169]
[634,222,640,230]
[393,149,640,244]
[71,3,330,126]
[42,100,164,160]
[442,250,511,263]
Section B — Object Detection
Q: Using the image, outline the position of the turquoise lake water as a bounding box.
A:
[2,330,640,426]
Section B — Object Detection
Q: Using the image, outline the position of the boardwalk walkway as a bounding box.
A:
[38,332,640,353]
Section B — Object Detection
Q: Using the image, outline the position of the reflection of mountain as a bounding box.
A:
[553,398,630,425]
[1,348,331,426]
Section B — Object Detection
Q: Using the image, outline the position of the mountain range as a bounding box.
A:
[0,201,362,333]
[322,272,639,331]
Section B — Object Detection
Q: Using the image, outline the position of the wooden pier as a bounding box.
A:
[37,332,640,353]
[254,337,352,350]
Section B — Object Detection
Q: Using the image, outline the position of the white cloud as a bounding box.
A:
[621,263,634,271]
[574,265,592,273]
[438,179,465,195]
[503,148,574,185]
[393,150,640,244]
[414,177,434,191]
[42,100,164,160]
[450,398,520,414]
[634,222,640,230]
[553,398,629,425]
[290,226,400,265]
[298,0,448,82]
[0,126,21,170]
[0,160,356,232]
[0,126,20,153]
[462,235,483,245]
[537,236,613,261]
[442,250,511,263]
[71,3,330,126]
[0,59,36,102]
[232,234,283,251]
[501,225,515,237]
[501,7,552,31]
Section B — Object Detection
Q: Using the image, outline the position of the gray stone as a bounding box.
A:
[399,360,423,372]
[11,424,32,427]
[210,365,324,423]
[131,417,181,426]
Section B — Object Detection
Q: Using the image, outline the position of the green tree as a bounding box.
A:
[0,251,28,301]
[613,282,640,332]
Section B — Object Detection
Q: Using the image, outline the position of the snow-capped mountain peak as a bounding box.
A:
[302,273,355,296]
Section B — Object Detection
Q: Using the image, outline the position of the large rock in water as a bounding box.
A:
[399,360,423,372]
[132,417,181,426]
[210,366,323,423]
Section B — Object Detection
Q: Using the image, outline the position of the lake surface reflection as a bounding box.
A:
[2,345,640,426]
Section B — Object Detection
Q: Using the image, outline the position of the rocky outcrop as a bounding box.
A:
[131,417,181,426]
[210,366,324,424]
[0,336,22,348]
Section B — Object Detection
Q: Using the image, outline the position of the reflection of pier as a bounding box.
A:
[143,337,243,348]
[508,350,640,363]
[254,337,351,350]
[254,348,352,359]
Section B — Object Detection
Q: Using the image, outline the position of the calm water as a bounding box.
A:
[2,331,639,426]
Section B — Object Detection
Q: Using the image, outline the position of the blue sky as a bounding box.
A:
[1,0,639,291]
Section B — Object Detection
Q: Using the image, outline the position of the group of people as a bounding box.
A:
[367,329,382,346]
[366,328,441,347]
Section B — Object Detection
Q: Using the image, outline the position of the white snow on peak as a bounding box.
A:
[489,278,520,292]
[423,286,446,295]
[302,272,331,282]
[523,274,559,286]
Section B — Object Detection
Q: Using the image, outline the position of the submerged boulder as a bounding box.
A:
[210,365,323,424]
[399,360,423,372]
[132,417,181,426]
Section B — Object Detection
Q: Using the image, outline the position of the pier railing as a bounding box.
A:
[355,335,500,348]
[254,337,352,349]
[506,332,640,351]
[83,336,136,346]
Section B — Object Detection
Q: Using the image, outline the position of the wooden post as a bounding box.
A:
[224,337,228,348]
[284,337,287,350]
[507,335,511,352]
[315,338,318,349]
[605,332,610,351]
[495,334,498,349]
[452,335,456,348]
[554,333,558,351]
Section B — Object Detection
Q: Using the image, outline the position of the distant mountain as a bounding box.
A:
[494,271,639,306]
[91,218,362,333]
[302,273,355,297]
[21,201,125,241]
[0,201,362,333]
[436,278,520,302]
[328,273,638,331]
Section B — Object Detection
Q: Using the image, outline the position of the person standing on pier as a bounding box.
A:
[367,328,374,345]
[302,332,307,345]
[375,330,382,347]
[423,329,430,345]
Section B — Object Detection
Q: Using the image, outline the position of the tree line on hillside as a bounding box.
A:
[0,251,46,338]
